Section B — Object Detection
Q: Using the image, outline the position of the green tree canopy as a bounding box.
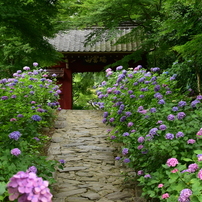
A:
[59,0,202,93]
[0,0,63,77]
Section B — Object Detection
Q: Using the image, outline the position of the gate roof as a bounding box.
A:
[48,28,139,53]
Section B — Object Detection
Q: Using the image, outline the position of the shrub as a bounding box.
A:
[0,63,63,201]
[94,65,202,201]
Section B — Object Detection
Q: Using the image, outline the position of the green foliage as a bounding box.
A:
[0,0,64,76]
[72,72,105,109]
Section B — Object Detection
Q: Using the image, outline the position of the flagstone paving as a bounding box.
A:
[47,110,146,202]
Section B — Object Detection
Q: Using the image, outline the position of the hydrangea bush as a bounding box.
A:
[0,63,63,201]
[94,65,202,201]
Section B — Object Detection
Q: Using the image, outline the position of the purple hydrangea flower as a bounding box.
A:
[115,157,121,160]
[158,99,165,104]
[178,189,192,202]
[172,107,179,112]
[151,67,160,72]
[154,85,161,92]
[120,116,126,122]
[102,118,107,123]
[130,95,135,98]
[109,118,115,122]
[123,158,130,163]
[59,159,65,164]
[188,163,198,173]
[119,104,125,110]
[154,92,163,99]
[139,95,145,98]
[1,96,8,100]
[138,77,146,82]
[159,125,167,131]
[33,62,38,66]
[125,111,132,117]
[149,128,158,135]
[166,91,172,95]
[116,66,123,71]
[151,76,157,81]
[165,133,174,140]
[140,88,148,92]
[11,148,21,156]
[138,136,145,143]
[137,145,144,150]
[111,135,116,139]
[177,112,186,120]
[27,166,37,173]
[128,122,134,127]
[144,174,151,178]
[178,101,187,107]
[31,115,42,121]
[150,108,157,113]
[191,99,200,107]
[167,114,175,121]
[176,132,184,138]
[17,114,24,118]
[9,131,22,141]
[122,148,129,155]
[137,170,144,175]
[128,90,133,94]
[123,132,130,137]
[133,82,139,86]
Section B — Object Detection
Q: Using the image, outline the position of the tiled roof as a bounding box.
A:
[48,28,139,53]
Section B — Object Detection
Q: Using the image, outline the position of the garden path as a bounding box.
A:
[47,110,145,202]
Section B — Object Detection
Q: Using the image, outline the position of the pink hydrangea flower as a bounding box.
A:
[197,169,202,180]
[187,139,196,144]
[11,148,21,156]
[162,193,169,199]
[158,184,164,188]
[128,122,134,127]
[7,171,52,202]
[166,158,179,167]
[171,168,179,173]
[196,128,202,138]
[10,118,17,122]
[137,145,144,150]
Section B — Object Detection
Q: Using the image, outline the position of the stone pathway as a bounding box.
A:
[47,110,145,202]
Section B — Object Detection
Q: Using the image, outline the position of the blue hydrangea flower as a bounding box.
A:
[123,132,130,137]
[178,101,187,107]
[123,158,130,163]
[191,100,200,108]
[158,99,165,104]
[31,115,42,121]
[150,108,157,113]
[172,107,179,112]
[103,112,109,118]
[9,131,22,141]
